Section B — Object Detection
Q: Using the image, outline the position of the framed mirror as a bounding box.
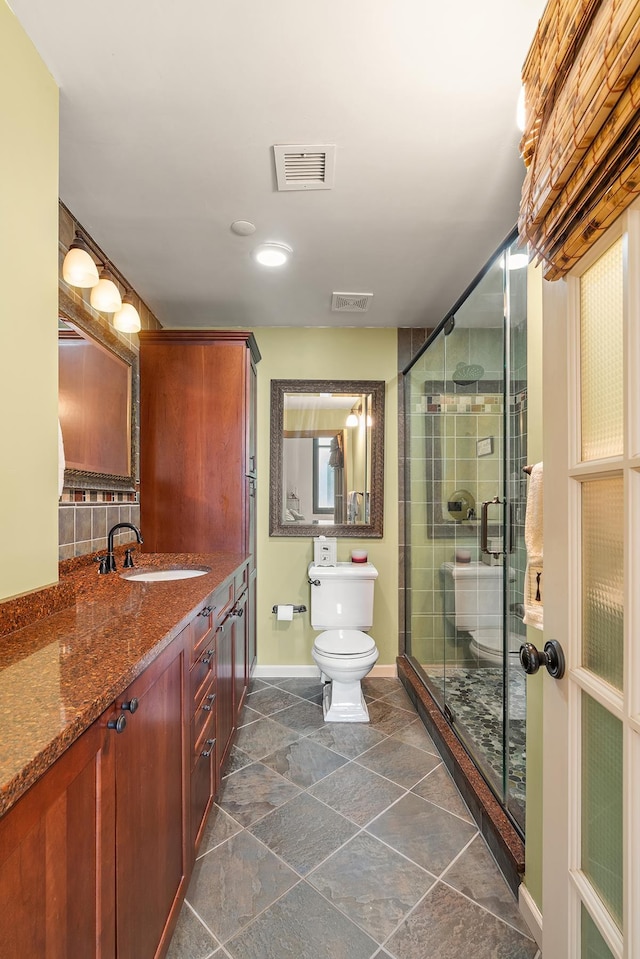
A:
[58,288,138,492]
[270,379,385,537]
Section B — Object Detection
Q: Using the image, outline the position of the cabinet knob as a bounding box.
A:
[107,714,127,734]
[201,738,216,758]
[121,698,139,713]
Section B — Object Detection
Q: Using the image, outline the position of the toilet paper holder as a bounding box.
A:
[271,604,307,614]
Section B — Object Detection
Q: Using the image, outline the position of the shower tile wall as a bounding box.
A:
[405,326,528,667]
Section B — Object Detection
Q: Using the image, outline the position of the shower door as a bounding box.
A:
[403,234,528,830]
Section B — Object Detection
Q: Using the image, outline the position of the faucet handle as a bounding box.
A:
[94,554,110,575]
[124,548,136,569]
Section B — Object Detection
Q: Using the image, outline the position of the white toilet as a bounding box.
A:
[441,561,520,665]
[309,561,379,722]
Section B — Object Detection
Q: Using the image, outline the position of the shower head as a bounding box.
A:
[452,361,485,386]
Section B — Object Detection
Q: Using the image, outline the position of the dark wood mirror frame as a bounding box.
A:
[58,288,138,492]
[269,379,385,538]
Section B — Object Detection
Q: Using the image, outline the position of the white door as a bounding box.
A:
[541,203,640,957]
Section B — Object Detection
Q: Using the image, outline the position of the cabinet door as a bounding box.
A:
[0,719,116,959]
[248,568,257,678]
[233,588,248,715]
[216,613,234,776]
[114,638,186,959]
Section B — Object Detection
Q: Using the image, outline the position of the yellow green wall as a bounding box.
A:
[254,328,399,669]
[0,2,59,600]
[524,261,544,910]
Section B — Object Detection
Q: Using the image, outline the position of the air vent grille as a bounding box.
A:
[273,144,335,191]
[331,292,374,313]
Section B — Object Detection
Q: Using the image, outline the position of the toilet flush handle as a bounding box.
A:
[308,577,321,586]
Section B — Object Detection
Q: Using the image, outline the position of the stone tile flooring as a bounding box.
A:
[167,676,541,959]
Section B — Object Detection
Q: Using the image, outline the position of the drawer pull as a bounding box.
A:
[202,693,216,712]
[121,698,139,714]
[201,738,216,758]
[107,715,127,734]
[199,605,213,617]
[202,648,215,665]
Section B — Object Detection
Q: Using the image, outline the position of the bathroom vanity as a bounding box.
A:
[0,551,250,959]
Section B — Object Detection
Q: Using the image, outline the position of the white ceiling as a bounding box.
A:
[10,0,545,330]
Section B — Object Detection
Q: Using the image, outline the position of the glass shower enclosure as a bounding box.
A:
[403,232,528,831]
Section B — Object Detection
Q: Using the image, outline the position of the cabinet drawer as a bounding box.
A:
[192,678,216,752]
[190,714,216,851]
[235,563,249,596]
[191,602,215,665]
[213,579,235,623]
[190,642,215,704]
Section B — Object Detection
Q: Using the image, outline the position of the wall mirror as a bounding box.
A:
[58,288,138,492]
[270,379,385,537]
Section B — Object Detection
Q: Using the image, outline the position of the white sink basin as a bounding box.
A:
[121,566,211,582]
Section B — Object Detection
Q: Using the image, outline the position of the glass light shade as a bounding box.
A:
[113,301,141,333]
[90,270,122,312]
[346,412,359,427]
[62,246,99,288]
[253,242,292,267]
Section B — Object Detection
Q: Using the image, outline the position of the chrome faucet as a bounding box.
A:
[102,523,144,573]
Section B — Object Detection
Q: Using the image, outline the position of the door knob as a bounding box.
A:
[519,639,566,679]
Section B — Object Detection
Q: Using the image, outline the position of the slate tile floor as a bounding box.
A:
[168,676,541,959]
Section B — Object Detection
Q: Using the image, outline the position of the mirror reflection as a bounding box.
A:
[270,380,384,537]
[58,289,138,491]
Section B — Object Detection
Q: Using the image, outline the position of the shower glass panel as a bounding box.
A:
[403,233,528,832]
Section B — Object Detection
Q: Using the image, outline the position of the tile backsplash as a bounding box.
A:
[59,492,141,561]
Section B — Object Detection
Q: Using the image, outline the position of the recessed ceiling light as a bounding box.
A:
[253,242,293,267]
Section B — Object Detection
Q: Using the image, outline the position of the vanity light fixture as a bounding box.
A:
[346,406,359,428]
[113,292,141,333]
[90,267,122,313]
[253,242,293,267]
[62,231,99,288]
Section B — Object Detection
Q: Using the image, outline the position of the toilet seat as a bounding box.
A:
[469,628,521,658]
[313,628,376,657]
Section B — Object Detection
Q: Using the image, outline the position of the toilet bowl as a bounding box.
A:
[309,562,379,722]
[312,628,379,721]
[468,628,522,666]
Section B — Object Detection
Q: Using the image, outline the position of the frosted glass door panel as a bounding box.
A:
[581,476,624,690]
[581,907,616,959]
[581,691,623,928]
[580,238,623,461]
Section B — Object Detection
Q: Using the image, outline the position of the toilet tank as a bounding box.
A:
[440,561,506,632]
[308,561,378,630]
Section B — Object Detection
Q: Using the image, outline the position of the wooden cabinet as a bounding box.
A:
[139,330,260,559]
[188,600,217,855]
[113,637,186,959]
[0,560,252,958]
[0,718,115,959]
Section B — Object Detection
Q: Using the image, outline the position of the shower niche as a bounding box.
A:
[402,231,528,834]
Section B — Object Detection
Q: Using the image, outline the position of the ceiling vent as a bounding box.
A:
[331,292,374,313]
[273,144,335,191]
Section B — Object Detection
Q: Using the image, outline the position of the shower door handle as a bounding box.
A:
[480,496,502,556]
[519,640,566,679]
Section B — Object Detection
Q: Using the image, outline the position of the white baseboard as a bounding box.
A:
[253,663,398,679]
[518,883,542,948]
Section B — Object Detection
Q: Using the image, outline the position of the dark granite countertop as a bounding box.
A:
[0,551,247,817]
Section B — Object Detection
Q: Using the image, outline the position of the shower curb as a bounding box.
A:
[397,655,525,897]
